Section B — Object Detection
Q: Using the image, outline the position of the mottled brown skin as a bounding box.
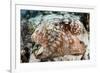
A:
[31,21,86,60]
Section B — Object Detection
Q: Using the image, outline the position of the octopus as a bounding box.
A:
[31,18,86,61]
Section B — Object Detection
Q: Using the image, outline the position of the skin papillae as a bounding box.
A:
[31,20,86,60]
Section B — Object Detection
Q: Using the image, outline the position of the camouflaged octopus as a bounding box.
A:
[31,18,86,60]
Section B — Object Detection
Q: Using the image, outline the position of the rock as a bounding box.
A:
[21,47,30,63]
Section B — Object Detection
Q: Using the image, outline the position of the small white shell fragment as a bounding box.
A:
[36,47,44,56]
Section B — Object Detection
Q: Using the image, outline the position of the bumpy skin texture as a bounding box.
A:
[31,20,86,60]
